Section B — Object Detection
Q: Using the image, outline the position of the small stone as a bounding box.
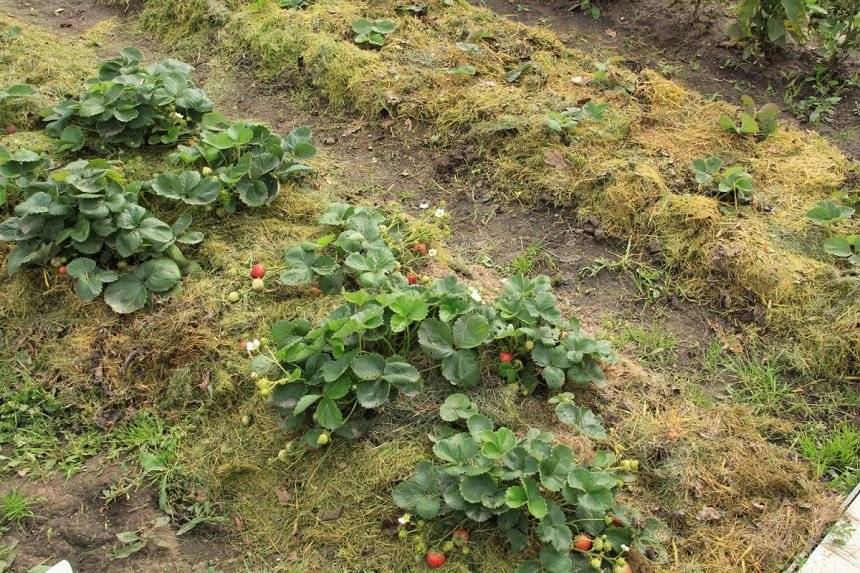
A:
[319,507,343,521]
[323,136,337,145]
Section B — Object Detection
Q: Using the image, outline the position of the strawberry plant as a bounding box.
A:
[0,159,203,313]
[690,156,755,203]
[0,83,35,122]
[806,199,855,225]
[166,113,316,210]
[279,0,310,8]
[259,204,615,445]
[719,95,779,139]
[544,102,608,140]
[43,48,212,152]
[250,299,424,449]
[279,203,440,294]
[807,198,858,270]
[0,146,51,206]
[393,396,643,572]
[257,274,615,443]
[571,0,601,20]
[823,234,859,268]
[352,18,397,47]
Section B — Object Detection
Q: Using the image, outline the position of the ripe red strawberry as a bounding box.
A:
[452,528,469,543]
[250,263,266,279]
[3,125,16,135]
[407,272,419,285]
[57,266,67,275]
[573,534,593,551]
[413,243,428,255]
[499,352,514,364]
[425,551,446,568]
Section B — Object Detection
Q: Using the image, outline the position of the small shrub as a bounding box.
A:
[719,95,779,139]
[393,395,649,572]
[43,48,212,151]
[690,156,755,203]
[0,145,52,206]
[544,102,608,140]
[0,159,203,313]
[255,205,616,447]
[166,113,316,210]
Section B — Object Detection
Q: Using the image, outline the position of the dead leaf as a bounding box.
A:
[198,371,210,391]
[696,506,722,522]
[384,90,400,105]
[319,507,343,521]
[340,122,364,137]
[233,514,245,531]
[543,148,569,170]
[605,28,617,38]
[275,488,292,505]
[570,75,591,85]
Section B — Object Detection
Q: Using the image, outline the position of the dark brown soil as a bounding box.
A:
[481,0,860,159]
[1,459,232,573]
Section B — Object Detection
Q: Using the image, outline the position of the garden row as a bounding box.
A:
[0,26,657,571]
[133,0,858,381]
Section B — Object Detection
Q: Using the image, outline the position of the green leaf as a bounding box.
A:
[459,474,497,504]
[537,501,572,553]
[136,258,181,292]
[294,393,321,415]
[824,236,854,258]
[479,427,517,460]
[453,313,490,349]
[320,351,356,382]
[314,396,344,430]
[441,349,480,387]
[388,291,429,332]
[418,318,455,359]
[355,378,391,408]
[555,403,606,439]
[103,274,148,313]
[383,358,421,395]
[507,478,547,519]
[351,353,386,380]
[539,445,574,491]
[433,433,478,464]
[392,460,442,519]
[439,393,477,421]
[806,200,854,225]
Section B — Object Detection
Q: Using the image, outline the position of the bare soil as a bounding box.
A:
[1,459,232,572]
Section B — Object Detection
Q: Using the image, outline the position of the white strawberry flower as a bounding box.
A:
[397,513,412,525]
[428,248,438,257]
[470,288,482,302]
[246,339,261,352]
[419,202,430,209]
[433,208,445,218]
